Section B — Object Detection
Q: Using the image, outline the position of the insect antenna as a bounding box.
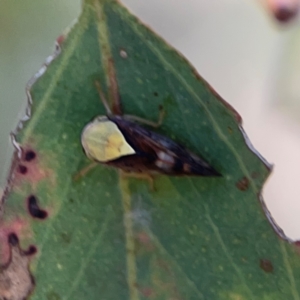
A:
[94,80,112,115]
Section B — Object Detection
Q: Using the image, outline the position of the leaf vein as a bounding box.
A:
[280,241,300,300]
[119,174,140,300]
[205,203,255,299]
[63,209,112,300]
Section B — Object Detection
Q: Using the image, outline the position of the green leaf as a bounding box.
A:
[1,0,300,299]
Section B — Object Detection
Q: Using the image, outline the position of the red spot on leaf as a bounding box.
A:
[236,177,249,191]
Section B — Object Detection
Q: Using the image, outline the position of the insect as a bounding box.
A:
[80,81,221,178]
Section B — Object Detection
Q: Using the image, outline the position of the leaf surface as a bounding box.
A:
[1,0,300,299]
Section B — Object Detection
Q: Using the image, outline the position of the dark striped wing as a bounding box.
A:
[107,116,220,176]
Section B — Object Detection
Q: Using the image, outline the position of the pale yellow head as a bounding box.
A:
[81,116,135,162]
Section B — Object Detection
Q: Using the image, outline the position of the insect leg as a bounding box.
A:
[94,80,112,115]
[73,162,98,181]
[120,170,155,191]
[124,106,165,128]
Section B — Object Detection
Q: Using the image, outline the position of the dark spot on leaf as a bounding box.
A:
[274,6,298,22]
[24,245,37,256]
[18,165,28,174]
[260,259,274,273]
[8,233,19,246]
[27,195,48,219]
[24,150,36,162]
[227,126,233,134]
[236,177,249,191]
[69,198,74,203]
[153,92,158,97]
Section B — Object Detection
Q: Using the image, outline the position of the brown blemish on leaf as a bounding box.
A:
[17,165,28,175]
[27,195,48,220]
[260,259,274,273]
[0,234,34,300]
[235,177,249,191]
[227,126,233,134]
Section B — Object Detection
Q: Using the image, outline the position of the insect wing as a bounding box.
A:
[109,116,220,176]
